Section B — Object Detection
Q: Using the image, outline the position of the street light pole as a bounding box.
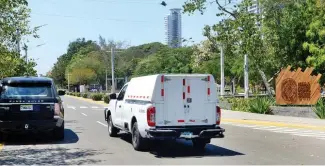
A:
[111,47,116,93]
[220,44,225,96]
[244,53,249,98]
[67,74,71,92]
[105,48,124,93]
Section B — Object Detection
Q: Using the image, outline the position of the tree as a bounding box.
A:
[116,42,168,77]
[304,0,325,82]
[69,68,96,85]
[0,0,38,77]
[133,47,194,76]
[50,38,99,86]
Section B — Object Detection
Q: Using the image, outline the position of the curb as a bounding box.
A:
[65,95,107,106]
[222,118,325,131]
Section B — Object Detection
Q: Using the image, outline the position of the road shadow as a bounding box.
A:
[3,129,79,146]
[0,146,103,165]
[118,133,244,158]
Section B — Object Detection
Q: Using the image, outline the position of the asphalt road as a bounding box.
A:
[1,96,325,165]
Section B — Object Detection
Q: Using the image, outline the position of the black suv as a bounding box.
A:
[0,77,65,141]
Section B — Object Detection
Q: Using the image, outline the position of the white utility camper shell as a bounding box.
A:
[104,74,225,151]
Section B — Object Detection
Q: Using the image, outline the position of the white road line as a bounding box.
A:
[232,124,258,128]
[80,106,88,109]
[67,106,76,110]
[97,121,108,127]
[264,127,289,131]
[253,126,277,130]
[81,113,87,116]
[92,106,99,109]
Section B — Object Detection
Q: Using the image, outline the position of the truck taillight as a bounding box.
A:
[147,106,156,127]
[216,106,221,125]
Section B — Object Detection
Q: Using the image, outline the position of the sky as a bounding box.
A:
[26,0,228,75]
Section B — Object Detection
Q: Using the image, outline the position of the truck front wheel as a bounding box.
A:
[108,115,119,137]
[131,122,147,151]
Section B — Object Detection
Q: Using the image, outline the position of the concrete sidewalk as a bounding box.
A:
[222,109,325,130]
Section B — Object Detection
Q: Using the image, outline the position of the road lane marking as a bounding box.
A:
[81,113,87,116]
[92,106,99,109]
[0,143,3,151]
[97,121,108,127]
[68,106,76,110]
[80,106,88,109]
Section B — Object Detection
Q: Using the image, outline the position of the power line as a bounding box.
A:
[34,0,160,5]
[30,12,154,23]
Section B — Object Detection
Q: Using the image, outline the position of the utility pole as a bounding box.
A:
[16,29,21,54]
[244,54,249,98]
[67,74,71,92]
[111,47,116,93]
[106,48,124,93]
[23,43,28,63]
[220,44,225,96]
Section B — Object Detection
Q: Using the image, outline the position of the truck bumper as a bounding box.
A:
[0,117,64,134]
[145,125,225,140]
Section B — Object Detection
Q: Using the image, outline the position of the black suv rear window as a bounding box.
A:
[0,84,54,98]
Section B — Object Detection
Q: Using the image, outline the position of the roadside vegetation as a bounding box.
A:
[67,92,111,104]
[313,98,325,119]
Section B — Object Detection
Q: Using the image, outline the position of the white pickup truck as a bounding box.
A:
[104,74,225,151]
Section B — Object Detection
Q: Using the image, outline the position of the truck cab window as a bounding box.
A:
[117,85,128,100]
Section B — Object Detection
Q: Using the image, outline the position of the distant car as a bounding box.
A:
[0,77,65,141]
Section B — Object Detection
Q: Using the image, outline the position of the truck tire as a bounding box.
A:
[107,115,119,137]
[131,122,147,151]
[54,122,65,141]
[192,139,208,152]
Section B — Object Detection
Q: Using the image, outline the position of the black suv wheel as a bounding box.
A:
[53,122,64,141]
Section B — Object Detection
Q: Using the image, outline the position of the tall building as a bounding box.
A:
[248,0,262,14]
[164,8,182,48]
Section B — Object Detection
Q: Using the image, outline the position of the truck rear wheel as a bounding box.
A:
[192,139,208,152]
[108,115,118,137]
[131,122,147,151]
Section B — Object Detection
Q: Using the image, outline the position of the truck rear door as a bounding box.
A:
[185,76,214,126]
[160,75,213,126]
[161,76,185,126]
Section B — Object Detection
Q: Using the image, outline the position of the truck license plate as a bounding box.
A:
[20,105,33,111]
[181,132,193,137]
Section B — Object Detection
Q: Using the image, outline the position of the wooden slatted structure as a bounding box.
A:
[276,66,322,105]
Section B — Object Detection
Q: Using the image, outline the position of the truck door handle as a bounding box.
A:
[119,105,121,108]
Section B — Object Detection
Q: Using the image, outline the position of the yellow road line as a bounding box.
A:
[65,95,107,106]
[222,118,325,131]
[0,143,3,151]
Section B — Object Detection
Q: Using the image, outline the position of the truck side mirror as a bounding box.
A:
[58,90,66,96]
[109,93,117,100]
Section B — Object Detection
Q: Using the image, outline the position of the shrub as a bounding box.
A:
[82,93,88,98]
[313,98,325,119]
[230,98,251,112]
[227,97,274,114]
[76,93,81,97]
[91,93,103,101]
[104,95,110,103]
[248,97,275,114]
